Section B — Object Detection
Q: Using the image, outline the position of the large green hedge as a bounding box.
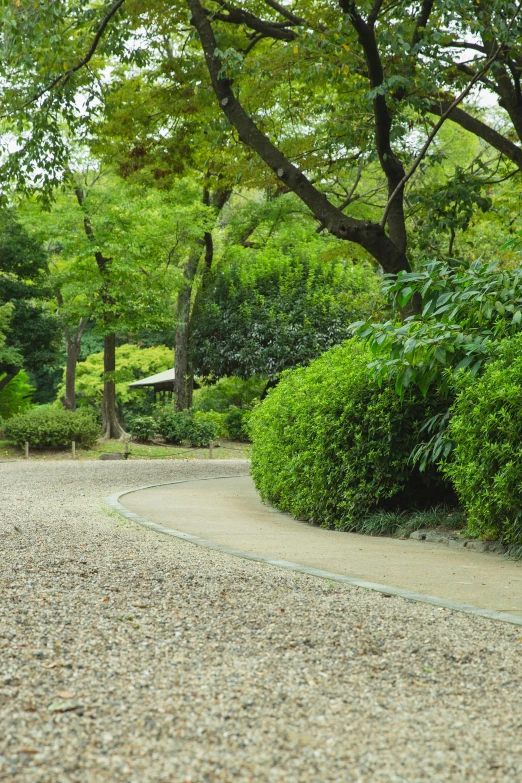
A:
[3,407,100,449]
[249,341,450,530]
[443,335,522,549]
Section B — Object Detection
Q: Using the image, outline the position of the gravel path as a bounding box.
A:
[1,460,522,783]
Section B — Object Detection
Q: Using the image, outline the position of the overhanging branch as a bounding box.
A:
[1,0,129,119]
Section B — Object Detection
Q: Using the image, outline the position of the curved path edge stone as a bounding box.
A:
[107,477,522,628]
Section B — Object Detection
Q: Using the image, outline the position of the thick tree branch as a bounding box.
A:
[0,369,20,393]
[261,0,304,25]
[381,22,520,229]
[440,40,488,54]
[207,2,297,41]
[1,0,129,119]
[340,0,407,251]
[411,0,434,48]
[427,99,522,171]
[187,0,410,273]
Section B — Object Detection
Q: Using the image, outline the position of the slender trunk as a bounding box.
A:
[61,317,88,411]
[174,187,232,411]
[174,249,201,411]
[74,185,126,438]
[102,333,126,439]
[0,368,19,393]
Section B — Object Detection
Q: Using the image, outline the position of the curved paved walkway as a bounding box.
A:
[117,475,522,625]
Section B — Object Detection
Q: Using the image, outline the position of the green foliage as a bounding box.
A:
[157,408,217,447]
[249,340,451,530]
[224,406,251,442]
[0,211,60,380]
[0,371,34,420]
[193,376,266,413]
[3,407,99,449]
[443,335,522,552]
[128,416,157,443]
[357,506,465,539]
[354,258,522,399]
[192,211,382,378]
[0,302,21,371]
[68,343,172,420]
[184,416,218,448]
[193,410,228,439]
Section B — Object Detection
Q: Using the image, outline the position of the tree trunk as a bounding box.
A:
[102,333,127,439]
[61,317,88,411]
[0,368,20,393]
[174,187,232,411]
[174,249,201,411]
[74,186,127,438]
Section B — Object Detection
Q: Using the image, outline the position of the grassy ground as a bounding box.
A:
[0,438,251,461]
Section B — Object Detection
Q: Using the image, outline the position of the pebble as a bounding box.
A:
[1,459,521,782]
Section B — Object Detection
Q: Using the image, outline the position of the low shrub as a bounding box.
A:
[225,406,251,442]
[184,416,218,448]
[193,410,228,438]
[157,408,218,447]
[249,340,451,530]
[3,406,100,449]
[157,408,186,445]
[129,415,157,442]
[443,335,522,551]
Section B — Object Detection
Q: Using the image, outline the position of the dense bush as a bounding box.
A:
[191,242,382,379]
[157,409,217,447]
[193,376,266,413]
[128,415,157,442]
[184,416,218,448]
[3,406,99,449]
[225,406,251,442]
[249,341,451,530]
[443,335,522,550]
[193,410,228,438]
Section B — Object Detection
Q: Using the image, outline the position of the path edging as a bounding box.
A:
[106,477,522,628]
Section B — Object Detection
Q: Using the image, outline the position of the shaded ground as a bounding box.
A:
[1,460,522,783]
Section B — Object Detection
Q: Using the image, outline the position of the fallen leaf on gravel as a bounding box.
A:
[18,748,38,755]
[57,690,75,699]
[41,662,57,669]
[48,700,81,713]
[411,680,429,688]
[102,597,109,602]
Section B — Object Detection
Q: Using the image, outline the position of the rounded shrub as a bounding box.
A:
[224,406,251,442]
[442,335,522,548]
[249,340,450,530]
[157,408,218,447]
[183,416,218,448]
[3,407,99,449]
[157,408,187,445]
[129,415,157,443]
[193,410,228,438]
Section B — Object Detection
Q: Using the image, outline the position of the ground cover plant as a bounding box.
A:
[249,340,453,531]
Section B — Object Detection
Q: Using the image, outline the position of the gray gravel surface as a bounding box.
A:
[1,459,522,783]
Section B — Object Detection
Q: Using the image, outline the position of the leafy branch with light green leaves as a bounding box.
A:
[352,257,522,470]
[352,258,522,399]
